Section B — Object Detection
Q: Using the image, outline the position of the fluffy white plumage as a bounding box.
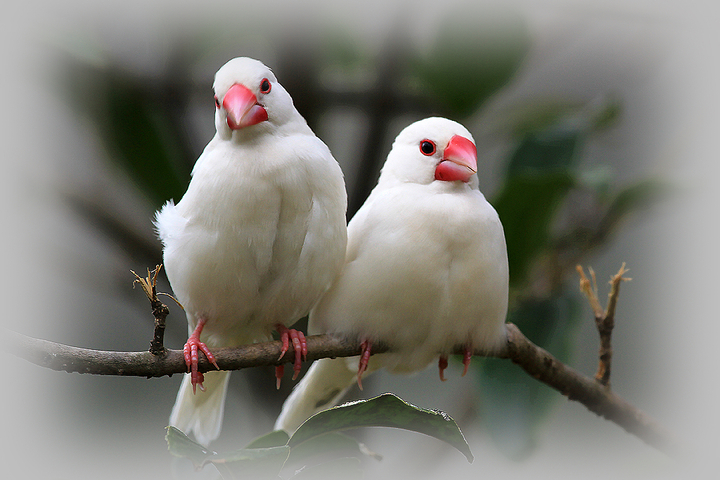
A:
[156,57,347,445]
[275,117,508,433]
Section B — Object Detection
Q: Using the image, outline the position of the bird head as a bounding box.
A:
[379,117,478,187]
[212,57,301,139]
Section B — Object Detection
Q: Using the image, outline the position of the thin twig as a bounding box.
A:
[577,265,604,319]
[577,263,631,387]
[131,265,171,355]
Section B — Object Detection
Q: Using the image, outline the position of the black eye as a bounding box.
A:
[260,78,271,94]
[419,139,436,156]
[214,95,220,108]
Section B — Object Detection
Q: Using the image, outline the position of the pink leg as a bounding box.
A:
[275,365,284,390]
[357,339,372,390]
[462,345,473,377]
[183,318,220,394]
[438,355,449,382]
[275,324,308,387]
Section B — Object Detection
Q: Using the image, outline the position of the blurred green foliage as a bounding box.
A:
[62,66,192,207]
[478,293,581,459]
[413,11,530,116]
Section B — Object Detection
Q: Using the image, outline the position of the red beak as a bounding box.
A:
[222,84,268,130]
[434,135,477,183]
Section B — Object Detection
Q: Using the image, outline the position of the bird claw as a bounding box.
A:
[438,346,472,381]
[275,324,308,388]
[438,355,449,382]
[275,365,284,390]
[183,318,219,394]
[357,339,372,390]
[462,345,473,377]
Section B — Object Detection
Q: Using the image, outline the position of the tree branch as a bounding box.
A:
[577,264,631,387]
[131,265,170,356]
[7,323,675,455]
[6,329,379,378]
[499,324,675,455]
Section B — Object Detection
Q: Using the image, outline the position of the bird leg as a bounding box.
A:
[183,317,220,394]
[438,355,449,381]
[357,339,373,390]
[275,324,308,388]
[462,345,473,377]
[438,346,473,381]
[274,364,284,390]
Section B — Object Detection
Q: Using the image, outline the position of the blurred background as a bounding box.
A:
[2,0,718,479]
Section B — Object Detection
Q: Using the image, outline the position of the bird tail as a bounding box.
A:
[274,357,360,433]
[169,370,231,446]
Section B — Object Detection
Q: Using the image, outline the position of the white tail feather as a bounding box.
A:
[274,357,360,433]
[169,370,231,446]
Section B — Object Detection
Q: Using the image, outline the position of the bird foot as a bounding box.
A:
[357,339,372,390]
[183,318,219,394]
[462,345,473,377]
[275,365,284,390]
[275,324,308,387]
[438,346,473,381]
[438,355,449,381]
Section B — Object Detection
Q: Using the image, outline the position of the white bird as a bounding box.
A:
[274,117,508,433]
[155,57,347,445]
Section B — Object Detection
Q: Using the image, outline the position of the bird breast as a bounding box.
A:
[311,184,508,372]
[161,137,346,344]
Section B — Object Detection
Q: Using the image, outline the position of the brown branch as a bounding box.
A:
[7,324,675,455]
[131,265,171,355]
[577,263,631,387]
[6,329,381,378]
[499,324,674,455]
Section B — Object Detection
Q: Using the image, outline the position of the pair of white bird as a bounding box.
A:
[155,57,509,446]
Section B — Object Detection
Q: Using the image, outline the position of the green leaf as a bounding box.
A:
[286,431,380,468]
[166,426,215,468]
[477,293,581,459]
[506,128,582,174]
[601,179,673,232]
[589,98,623,131]
[211,446,290,480]
[61,61,191,207]
[289,457,363,480]
[413,11,529,117]
[555,178,673,254]
[493,124,587,286]
[101,78,190,206]
[494,171,576,286]
[288,393,473,463]
[503,97,623,137]
[166,426,290,479]
[245,430,291,449]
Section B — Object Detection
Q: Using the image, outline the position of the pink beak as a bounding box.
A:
[222,83,268,130]
[434,135,478,183]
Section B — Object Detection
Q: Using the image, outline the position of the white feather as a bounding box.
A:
[275,117,508,433]
[169,371,230,446]
[156,57,347,444]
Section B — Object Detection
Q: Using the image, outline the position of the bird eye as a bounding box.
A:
[214,95,220,109]
[419,139,436,156]
[260,78,272,94]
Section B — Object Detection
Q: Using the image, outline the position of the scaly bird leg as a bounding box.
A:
[183,317,220,394]
[357,339,373,390]
[462,345,473,377]
[438,355,449,381]
[275,324,308,388]
[438,346,472,381]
